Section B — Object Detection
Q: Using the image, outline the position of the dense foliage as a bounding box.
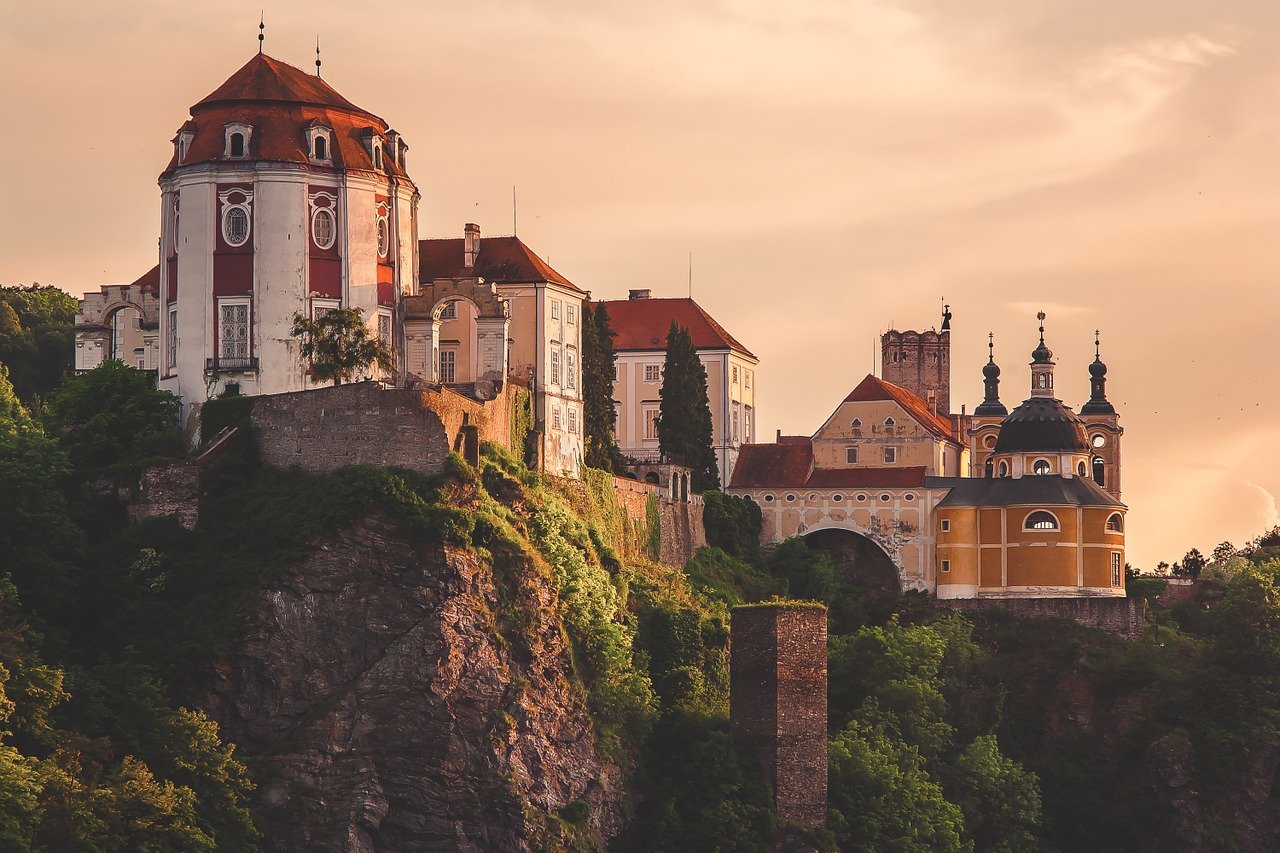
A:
[582,303,624,472]
[0,285,77,410]
[657,321,719,491]
[290,307,392,385]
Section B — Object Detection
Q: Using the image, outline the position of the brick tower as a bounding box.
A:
[730,603,828,848]
[880,305,952,416]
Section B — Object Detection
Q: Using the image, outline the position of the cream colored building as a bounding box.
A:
[597,291,757,487]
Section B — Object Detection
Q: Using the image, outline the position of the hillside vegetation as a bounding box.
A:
[3,344,1280,849]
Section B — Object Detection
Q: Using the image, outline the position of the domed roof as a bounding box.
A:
[193,54,375,119]
[993,396,1088,454]
[983,360,1001,379]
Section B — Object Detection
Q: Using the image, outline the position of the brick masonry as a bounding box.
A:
[128,461,201,529]
[248,381,516,476]
[937,595,1145,639]
[731,604,828,848]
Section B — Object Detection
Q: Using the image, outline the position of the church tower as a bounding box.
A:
[156,50,420,428]
[880,303,951,416]
[1078,331,1123,499]
[967,333,1007,477]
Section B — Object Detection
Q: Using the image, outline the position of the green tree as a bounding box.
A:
[290,308,392,386]
[658,321,719,491]
[0,285,77,408]
[941,735,1042,853]
[581,303,624,472]
[1181,547,1207,579]
[702,491,762,561]
[43,360,182,472]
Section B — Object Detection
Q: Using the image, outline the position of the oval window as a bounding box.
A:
[833,494,844,502]
[312,208,336,249]
[223,207,250,247]
[880,493,891,502]
[763,494,774,503]
[1033,459,1051,475]
[998,460,1009,477]
[785,494,796,503]
[983,435,996,449]
[856,493,867,502]
[377,217,390,257]
[904,493,916,502]
[1092,434,1107,448]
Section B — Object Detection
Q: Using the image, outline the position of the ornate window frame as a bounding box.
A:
[218,188,254,248]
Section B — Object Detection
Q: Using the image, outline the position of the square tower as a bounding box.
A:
[881,329,951,417]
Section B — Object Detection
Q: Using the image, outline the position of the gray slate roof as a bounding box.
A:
[926,475,1125,509]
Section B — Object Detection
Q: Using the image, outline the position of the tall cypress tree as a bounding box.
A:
[582,303,624,471]
[658,321,720,491]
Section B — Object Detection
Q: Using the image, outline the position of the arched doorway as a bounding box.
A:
[801,527,902,594]
[107,305,146,367]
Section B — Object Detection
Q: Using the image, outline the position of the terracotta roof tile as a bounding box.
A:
[131,264,160,296]
[418,236,581,292]
[805,467,928,488]
[195,54,373,118]
[593,297,754,357]
[729,440,927,489]
[844,374,958,444]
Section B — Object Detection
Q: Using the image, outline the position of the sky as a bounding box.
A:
[1,0,1277,568]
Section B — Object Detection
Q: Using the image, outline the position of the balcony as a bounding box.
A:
[205,357,259,373]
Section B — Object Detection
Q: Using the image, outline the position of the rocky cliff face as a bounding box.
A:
[195,514,625,851]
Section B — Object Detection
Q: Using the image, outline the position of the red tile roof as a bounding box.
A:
[131,264,160,296]
[418,236,582,292]
[195,54,375,118]
[593,297,754,358]
[728,438,927,489]
[844,374,958,444]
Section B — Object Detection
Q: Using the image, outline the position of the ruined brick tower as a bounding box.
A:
[880,304,952,416]
[730,603,828,848]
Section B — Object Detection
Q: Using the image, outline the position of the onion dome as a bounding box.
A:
[973,333,1008,417]
[1031,312,1053,364]
[1080,330,1116,415]
[993,396,1089,454]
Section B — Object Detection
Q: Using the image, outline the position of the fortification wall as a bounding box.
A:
[938,595,1145,639]
[610,476,706,568]
[128,461,200,529]
[249,382,517,476]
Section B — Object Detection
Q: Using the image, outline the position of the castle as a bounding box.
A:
[727,309,1126,600]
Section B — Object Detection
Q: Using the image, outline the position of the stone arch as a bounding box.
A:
[404,280,510,387]
[800,526,903,594]
[103,302,149,364]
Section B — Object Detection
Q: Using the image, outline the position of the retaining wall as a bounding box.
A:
[938,595,1145,639]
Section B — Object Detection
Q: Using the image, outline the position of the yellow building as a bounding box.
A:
[728,311,1125,600]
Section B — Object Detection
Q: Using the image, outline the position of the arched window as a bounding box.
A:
[373,146,383,170]
[229,133,245,157]
[984,458,994,478]
[998,460,1008,477]
[1033,459,1051,475]
[377,217,390,257]
[1106,513,1123,532]
[314,136,327,160]
[1077,460,1087,476]
[1024,510,1059,531]
[1092,456,1106,487]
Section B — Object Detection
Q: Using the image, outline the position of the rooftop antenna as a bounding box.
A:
[512,185,517,236]
[315,36,322,77]
[258,12,265,54]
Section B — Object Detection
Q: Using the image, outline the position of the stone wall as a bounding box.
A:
[730,604,828,849]
[249,381,517,476]
[609,476,707,568]
[1156,578,1197,608]
[938,595,1145,639]
[128,462,200,529]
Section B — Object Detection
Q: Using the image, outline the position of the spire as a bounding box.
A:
[1029,311,1055,397]
[941,300,952,332]
[258,13,265,54]
[1081,329,1115,414]
[974,332,1007,416]
[315,36,322,77]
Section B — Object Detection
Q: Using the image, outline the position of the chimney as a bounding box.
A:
[927,390,938,417]
[628,288,651,300]
[463,223,480,269]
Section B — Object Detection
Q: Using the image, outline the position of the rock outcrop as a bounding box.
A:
[195,514,625,851]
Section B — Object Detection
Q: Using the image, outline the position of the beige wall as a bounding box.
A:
[811,398,961,475]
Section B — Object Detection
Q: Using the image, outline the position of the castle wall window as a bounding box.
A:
[940,559,950,573]
[552,406,562,430]
[551,300,560,321]
[566,348,577,390]
[439,348,457,383]
[312,208,336,249]
[567,305,575,325]
[1033,458,1051,475]
[940,519,950,532]
[1106,513,1123,532]
[644,364,661,383]
[846,446,858,464]
[644,407,659,440]
[218,300,250,363]
[550,346,561,386]
[166,308,177,370]
[568,408,578,434]
[1024,510,1059,531]
[223,206,250,247]
[1112,552,1123,586]
[883,446,897,464]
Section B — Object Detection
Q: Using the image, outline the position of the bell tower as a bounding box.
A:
[1079,331,1123,499]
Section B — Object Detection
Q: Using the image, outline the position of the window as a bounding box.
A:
[745,371,752,389]
[1092,434,1107,449]
[732,410,740,442]
[763,494,774,503]
[218,302,249,361]
[732,365,739,384]
[439,348,457,383]
[744,411,751,442]
[229,133,245,157]
[880,493,892,502]
[846,446,858,464]
[1106,513,1123,533]
[566,349,577,389]
[833,494,844,502]
[999,460,1009,477]
[223,206,250,246]
[172,210,180,255]
[166,308,177,370]
[1024,510,1059,531]
[311,298,339,321]
[567,305,575,325]
[1092,456,1106,487]
[613,364,620,381]
[855,493,867,502]
[786,494,796,503]
[312,208,336,249]
[940,519,950,532]
[550,346,561,385]
[314,136,327,160]
[983,435,996,449]
[377,217,389,258]
[1112,552,1123,587]
[940,560,951,574]
[852,418,862,428]
[984,458,994,478]
[644,408,660,440]
[568,409,578,434]
[552,406,562,430]
[645,364,661,383]
[551,301,560,320]
[373,145,383,170]
[1078,461,1087,476]
[884,417,895,427]
[1033,458,1051,475]
[378,313,392,343]
[439,302,457,320]
[905,493,916,502]
[883,446,897,464]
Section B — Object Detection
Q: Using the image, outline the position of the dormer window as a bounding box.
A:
[373,144,383,171]
[305,125,333,164]
[223,123,253,159]
[314,136,327,160]
[174,128,195,165]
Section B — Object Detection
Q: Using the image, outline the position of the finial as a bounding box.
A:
[1094,329,1101,360]
[1037,311,1046,343]
[988,332,994,362]
[258,13,265,53]
[315,36,322,77]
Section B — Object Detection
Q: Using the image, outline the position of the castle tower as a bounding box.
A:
[156,52,420,427]
[1078,331,1123,499]
[967,333,1008,477]
[880,304,951,416]
[730,603,827,848]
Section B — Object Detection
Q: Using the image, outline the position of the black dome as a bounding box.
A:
[983,360,1001,379]
[993,397,1088,453]
[1089,359,1107,378]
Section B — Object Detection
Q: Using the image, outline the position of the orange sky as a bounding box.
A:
[2,0,1277,568]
